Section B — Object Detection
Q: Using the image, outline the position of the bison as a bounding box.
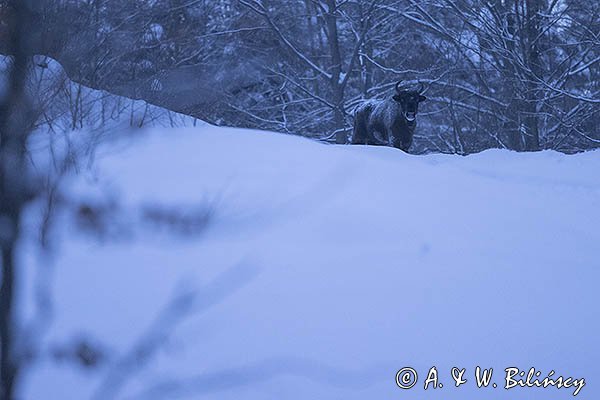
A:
[351,81,426,152]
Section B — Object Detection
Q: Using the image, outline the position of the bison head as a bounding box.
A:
[392,81,427,123]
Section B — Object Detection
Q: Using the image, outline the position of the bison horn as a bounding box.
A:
[395,80,403,93]
[418,82,425,93]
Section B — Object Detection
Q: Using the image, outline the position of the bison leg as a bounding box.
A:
[350,126,363,144]
[359,125,388,146]
[352,114,390,146]
[351,114,368,144]
[390,133,413,152]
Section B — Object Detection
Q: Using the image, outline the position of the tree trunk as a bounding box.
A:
[358,1,373,98]
[324,0,347,144]
[0,3,33,398]
[522,0,544,150]
[0,242,18,400]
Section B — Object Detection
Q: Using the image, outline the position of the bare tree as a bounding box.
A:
[2,0,599,154]
[0,1,35,398]
[238,0,379,142]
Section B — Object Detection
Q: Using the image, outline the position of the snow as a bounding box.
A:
[21,124,600,399]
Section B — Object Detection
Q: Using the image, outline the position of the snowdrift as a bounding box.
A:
[23,124,599,399]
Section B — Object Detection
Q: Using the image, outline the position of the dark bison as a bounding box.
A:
[351,81,426,151]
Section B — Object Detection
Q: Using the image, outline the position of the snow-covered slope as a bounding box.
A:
[23,125,599,399]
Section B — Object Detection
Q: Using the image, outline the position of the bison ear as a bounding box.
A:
[419,95,427,102]
[392,94,402,102]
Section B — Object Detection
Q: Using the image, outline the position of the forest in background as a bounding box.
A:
[1,0,599,154]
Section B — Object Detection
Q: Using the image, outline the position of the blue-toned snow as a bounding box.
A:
[22,124,599,400]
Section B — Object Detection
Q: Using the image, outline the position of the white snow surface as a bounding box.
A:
[22,124,600,399]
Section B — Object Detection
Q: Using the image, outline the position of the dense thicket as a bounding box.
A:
[2,0,599,153]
